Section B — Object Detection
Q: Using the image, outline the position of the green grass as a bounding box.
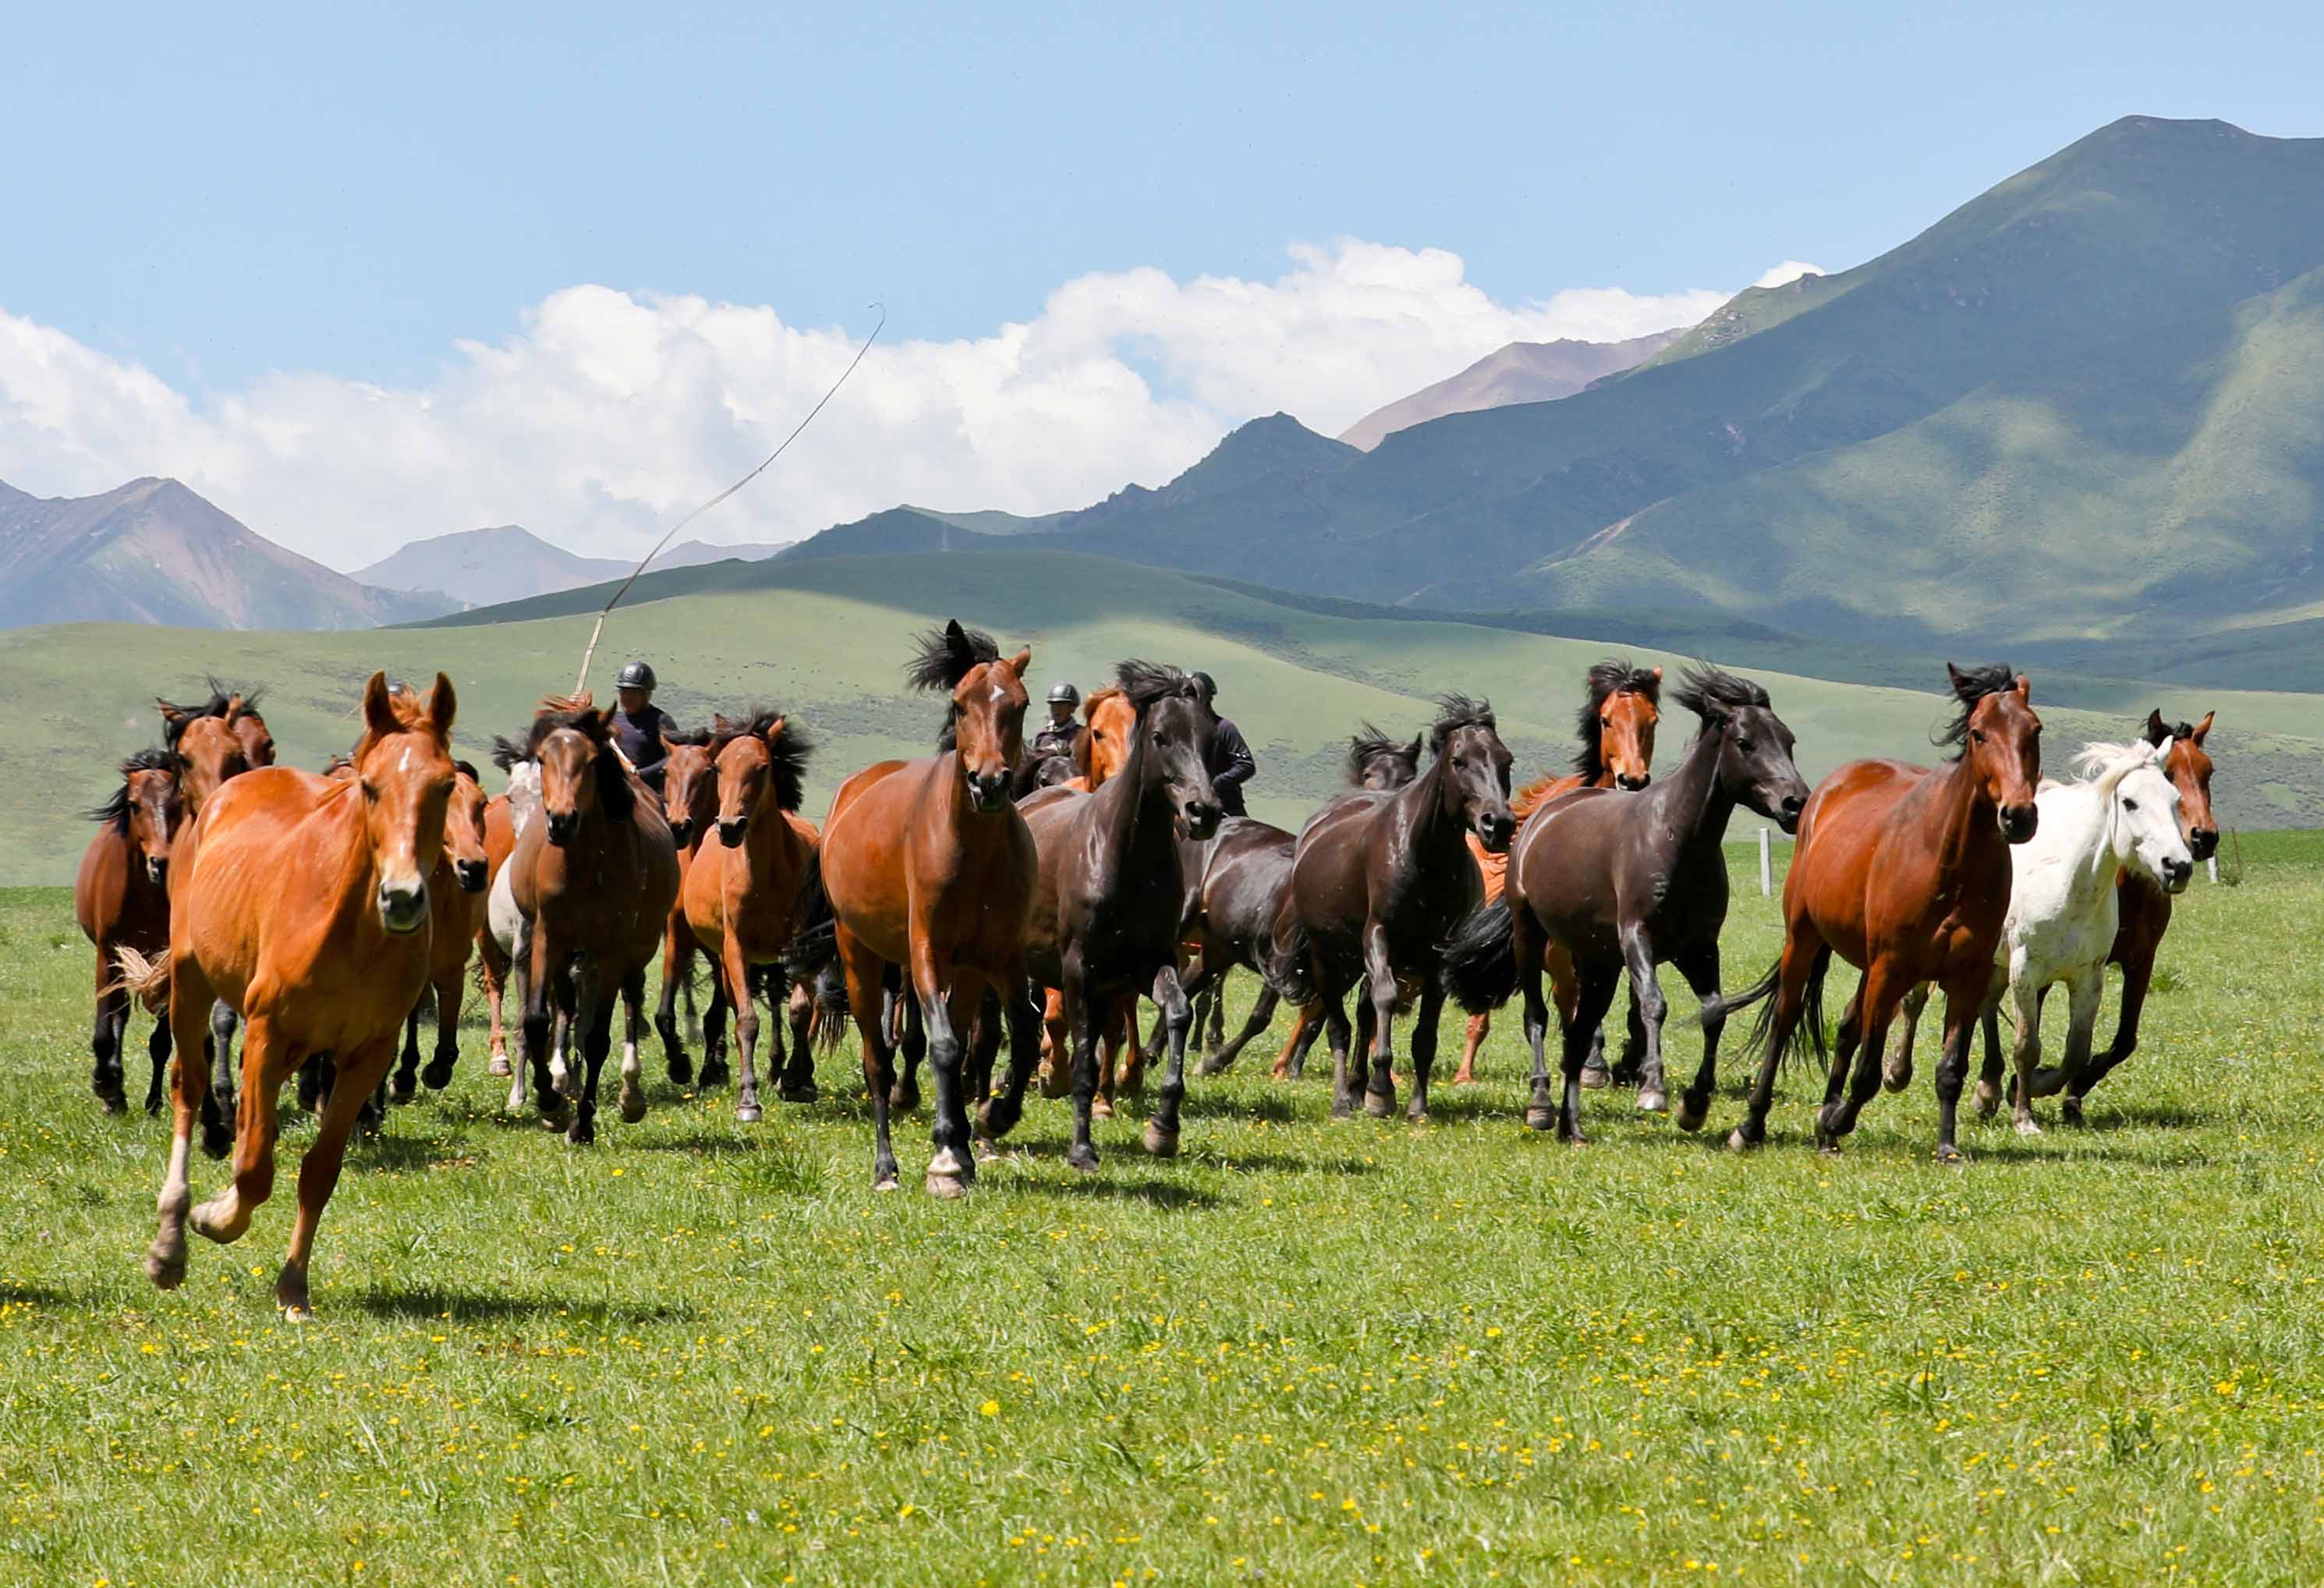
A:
[7,835,2324,1585]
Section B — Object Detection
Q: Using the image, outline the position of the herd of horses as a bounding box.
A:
[72,631,2221,1317]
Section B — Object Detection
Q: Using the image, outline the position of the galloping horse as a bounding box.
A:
[133,673,457,1320]
[1455,660,1662,1086]
[500,696,682,1143]
[76,749,184,1114]
[1446,668,1806,1140]
[652,728,719,1084]
[795,622,1042,1194]
[1284,697,1514,1123]
[1727,665,2041,1160]
[388,758,491,1102]
[1022,661,1223,1169]
[681,709,817,1121]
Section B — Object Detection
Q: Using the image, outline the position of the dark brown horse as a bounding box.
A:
[76,749,185,1114]
[1446,668,1807,1140]
[500,695,682,1144]
[792,622,1043,1194]
[131,673,457,1320]
[1725,665,2041,1161]
[1282,697,1514,1122]
[653,727,721,1084]
[389,759,491,1101]
[1022,661,1223,1169]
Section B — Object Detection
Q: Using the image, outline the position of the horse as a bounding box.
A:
[498,695,682,1144]
[652,728,721,1084]
[129,672,458,1320]
[1724,665,2042,1161]
[388,758,491,1103]
[1454,660,1663,1086]
[475,782,524,1079]
[1444,668,1807,1141]
[75,749,185,1115]
[788,621,1043,1194]
[1022,661,1223,1169]
[1282,697,1514,1123]
[680,709,817,1121]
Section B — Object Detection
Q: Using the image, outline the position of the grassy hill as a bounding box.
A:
[6,550,2321,884]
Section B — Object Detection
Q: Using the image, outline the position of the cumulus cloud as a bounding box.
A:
[1752,260,1826,289]
[0,241,1790,570]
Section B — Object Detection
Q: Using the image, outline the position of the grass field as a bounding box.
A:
[5,834,2323,1585]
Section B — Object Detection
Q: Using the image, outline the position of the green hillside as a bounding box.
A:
[5,551,2319,885]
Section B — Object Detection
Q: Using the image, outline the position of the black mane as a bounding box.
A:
[83,746,179,830]
[1116,658,1206,716]
[663,725,714,749]
[905,620,1002,693]
[1346,724,1420,786]
[1934,663,2017,759]
[708,707,813,813]
[156,685,239,746]
[1671,665,1769,730]
[498,696,635,819]
[1429,693,1497,755]
[2142,709,2198,747]
[1571,658,1663,780]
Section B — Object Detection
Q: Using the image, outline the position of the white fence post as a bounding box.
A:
[2207,856,2218,884]
[1759,827,1773,898]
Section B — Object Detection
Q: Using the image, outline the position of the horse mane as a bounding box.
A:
[2071,739,2161,782]
[83,746,179,830]
[1671,665,1769,730]
[1510,775,1564,823]
[663,725,714,749]
[503,693,634,820]
[1345,724,1417,786]
[1429,694,1496,755]
[1571,659,1663,779]
[708,707,813,813]
[156,685,240,746]
[905,622,1001,693]
[1933,663,2018,760]
[453,759,481,784]
[1116,659,1204,715]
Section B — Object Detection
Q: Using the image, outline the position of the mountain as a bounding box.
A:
[0,477,442,631]
[653,537,791,569]
[1336,331,1688,451]
[354,525,632,608]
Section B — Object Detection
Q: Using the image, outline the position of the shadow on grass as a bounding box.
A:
[353,1130,464,1174]
[0,1284,84,1308]
[1185,1149,1378,1177]
[1178,1090,1300,1123]
[1008,1176,1224,1211]
[345,1286,699,1326]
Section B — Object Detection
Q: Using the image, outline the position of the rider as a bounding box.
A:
[610,660,679,794]
[1030,681,1082,762]
[1192,672,1256,817]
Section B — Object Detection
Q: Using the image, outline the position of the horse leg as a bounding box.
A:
[842,936,900,1191]
[201,1000,240,1160]
[965,987,1001,1114]
[726,938,764,1124]
[391,995,423,1104]
[616,967,650,1124]
[657,917,694,1086]
[1731,930,1827,1153]
[1064,958,1104,1173]
[779,977,820,1102]
[920,969,977,1199]
[423,966,462,1091]
[502,959,530,1113]
[1809,984,1867,1152]
[1671,943,1724,1133]
[1514,910,1556,1133]
[1143,961,1195,1157]
[190,1012,296,1247]
[1927,972,1995,1164]
[892,991,925,1114]
[1322,988,1355,1115]
[1557,963,1622,1145]
[1038,986,1071,1099]
[2044,970,2105,1131]
[90,953,129,1113]
[1452,1010,1488,1087]
[275,1035,392,1323]
[1206,968,1228,1051]
[1360,924,1398,1118]
[1972,976,2010,1119]
[566,979,615,1147]
[1619,928,1670,1115]
[147,959,221,1291]
[1206,983,1277,1077]
[976,968,1042,1147]
[522,930,571,1131]
[1284,1001,1327,1081]
[1405,984,1446,1125]
[144,1007,173,1118]
[2058,945,2152,1121]
[699,969,730,1093]
[481,938,512,1078]
[1821,974,1900,1150]
[1118,990,1149,1097]
[1611,982,1648,1087]
[1883,984,1928,1094]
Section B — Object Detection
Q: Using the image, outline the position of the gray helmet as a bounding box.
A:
[1047,682,1081,706]
[617,660,657,691]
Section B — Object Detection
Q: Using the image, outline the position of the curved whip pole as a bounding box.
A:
[572,303,886,694]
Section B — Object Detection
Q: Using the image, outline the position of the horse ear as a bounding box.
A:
[155,697,183,727]
[763,716,788,747]
[2193,710,2215,746]
[2143,709,2169,746]
[1405,732,1423,764]
[2014,674,2032,703]
[362,672,399,738]
[1944,662,1968,693]
[427,672,457,739]
[1650,666,1663,682]
[224,693,246,725]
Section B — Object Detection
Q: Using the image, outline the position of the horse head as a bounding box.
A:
[349,672,458,935]
[88,748,185,886]
[1117,660,1221,841]
[708,709,811,846]
[2145,707,2219,862]
[659,728,717,849]
[1942,664,2041,843]
[1347,725,1424,792]
[1580,659,1663,791]
[445,760,491,893]
[909,619,1030,814]
[2083,741,2194,895]
[1674,666,1807,834]
[157,688,252,813]
[1079,686,1137,789]
[232,702,277,768]
[521,693,632,847]
[1429,695,1514,852]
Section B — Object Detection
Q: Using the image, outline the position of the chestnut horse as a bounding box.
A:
[500,695,681,1143]
[76,749,185,1115]
[1726,665,2041,1161]
[1282,697,1514,1123]
[792,621,1042,1195]
[681,709,817,1121]
[133,672,457,1320]
[1455,661,1662,1085]
[389,759,491,1102]
[653,728,720,1084]
[476,788,521,1076]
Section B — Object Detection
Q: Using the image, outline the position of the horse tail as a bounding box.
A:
[782,849,852,1051]
[1257,902,1317,1005]
[1732,945,1832,1070]
[114,945,171,1013]
[1440,899,1518,1013]
[810,961,850,1054]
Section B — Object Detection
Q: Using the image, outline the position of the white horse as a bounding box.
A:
[1886,739,2195,1132]
[486,761,576,1113]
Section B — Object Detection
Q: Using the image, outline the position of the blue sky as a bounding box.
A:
[4,2,2321,564]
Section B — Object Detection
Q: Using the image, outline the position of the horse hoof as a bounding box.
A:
[1933,1143,1966,1166]
[96,1087,127,1116]
[700,1065,730,1092]
[2014,1117,2042,1137]
[1972,1081,2000,1119]
[1637,1088,1669,1115]
[388,1076,416,1106]
[1363,1090,1395,1119]
[1524,1105,1557,1133]
[1068,1145,1100,1175]
[735,1103,763,1125]
[145,1244,186,1290]
[873,1175,900,1193]
[778,1083,819,1104]
[488,1050,512,1078]
[1143,1122,1180,1157]
[565,1118,596,1147]
[281,1302,315,1325]
[619,1086,649,1125]
[1451,1071,1478,1087]
[1881,1058,1913,1094]
[1193,1055,1231,1078]
[1815,1131,1843,1156]
[2028,1066,2071,1100]
[1674,1100,1708,1133]
[200,1126,232,1161]
[2062,1097,2086,1127]
[1578,1064,1611,1091]
[1726,1128,1760,1155]
[422,1059,455,1091]
[538,1101,574,1133]
[1406,1106,1429,1127]
[1090,1095,1114,1121]
[1563,1130,1589,1147]
[667,1057,694,1086]
[891,1083,920,1114]
[926,1169,969,1199]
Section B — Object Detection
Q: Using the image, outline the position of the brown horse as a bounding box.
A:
[1725,665,2041,1161]
[76,749,185,1115]
[389,759,491,1102]
[653,728,720,1083]
[132,672,458,1320]
[792,621,1042,1195]
[476,791,520,1075]
[499,695,682,1143]
[681,710,817,1121]
[1455,661,1663,1085]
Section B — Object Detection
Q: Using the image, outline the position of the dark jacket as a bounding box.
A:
[1029,717,1081,763]
[1208,716,1256,817]
[611,703,679,792]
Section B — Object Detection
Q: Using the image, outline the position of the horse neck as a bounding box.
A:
[1926,755,2002,878]
[1397,752,1468,859]
[742,784,801,875]
[1658,728,1735,856]
[313,782,390,946]
[1093,707,1176,869]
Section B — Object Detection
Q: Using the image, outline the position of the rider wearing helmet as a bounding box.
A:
[1029,680,1082,762]
[611,659,679,794]
[1192,671,1256,818]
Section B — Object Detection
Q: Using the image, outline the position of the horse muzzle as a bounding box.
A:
[967,772,1012,813]
[2161,855,2195,894]
[545,812,579,846]
[2188,826,2219,862]
[1999,803,2039,844]
[717,817,749,846]
[1180,799,1223,841]
[1615,772,1651,792]
[1775,791,1805,835]
[668,818,696,848]
[377,880,430,935]
[1472,812,1514,854]
[144,856,168,887]
[455,858,488,894]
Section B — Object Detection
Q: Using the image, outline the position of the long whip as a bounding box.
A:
[571,303,885,695]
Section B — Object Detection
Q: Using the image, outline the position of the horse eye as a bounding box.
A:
[361,782,380,803]
[1738,738,1755,753]
[1971,729,1986,744]
[2123,798,2138,811]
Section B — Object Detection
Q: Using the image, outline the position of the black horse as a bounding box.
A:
[1281,697,1514,1123]
[1020,661,1223,1170]
[1444,667,1807,1141]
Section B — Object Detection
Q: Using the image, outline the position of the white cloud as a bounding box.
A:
[0,241,1788,571]
[1752,260,1826,289]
